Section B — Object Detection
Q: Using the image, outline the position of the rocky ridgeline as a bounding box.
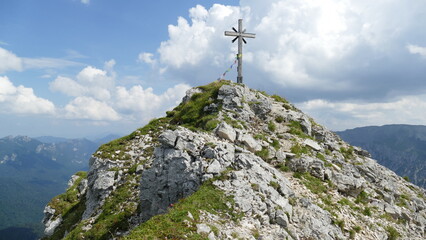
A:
[42,80,426,240]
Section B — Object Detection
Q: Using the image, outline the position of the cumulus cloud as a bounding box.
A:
[0,47,23,73]
[0,76,55,114]
[407,44,426,58]
[298,93,426,130]
[50,61,115,101]
[147,1,426,101]
[64,97,120,121]
[138,52,156,65]
[50,61,191,122]
[139,0,426,129]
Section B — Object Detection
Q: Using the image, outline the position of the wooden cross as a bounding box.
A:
[225,19,256,84]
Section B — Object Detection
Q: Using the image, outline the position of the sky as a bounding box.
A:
[1,0,426,138]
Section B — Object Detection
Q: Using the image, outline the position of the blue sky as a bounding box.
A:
[1,0,426,138]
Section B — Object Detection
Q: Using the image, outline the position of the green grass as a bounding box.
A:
[316,153,326,162]
[48,171,87,217]
[268,121,276,132]
[170,80,229,131]
[293,172,327,194]
[254,134,267,141]
[223,115,244,129]
[95,117,170,160]
[385,226,400,240]
[333,219,345,231]
[271,139,280,150]
[363,207,372,216]
[340,146,355,160]
[271,94,289,104]
[269,181,280,190]
[355,191,369,204]
[290,143,309,157]
[64,177,138,240]
[288,121,310,139]
[43,198,87,240]
[43,171,87,240]
[255,147,270,161]
[125,181,239,240]
[275,115,285,123]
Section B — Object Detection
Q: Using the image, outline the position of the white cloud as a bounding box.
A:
[298,93,426,130]
[407,44,426,58]
[81,0,90,5]
[50,62,114,101]
[0,76,55,115]
[50,76,86,97]
[22,57,81,69]
[0,47,81,74]
[64,97,120,121]
[49,61,191,122]
[138,52,155,65]
[115,83,190,119]
[0,48,23,73]
[147,0,426,105]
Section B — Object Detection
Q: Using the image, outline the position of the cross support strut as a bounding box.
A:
[224,19,256,84]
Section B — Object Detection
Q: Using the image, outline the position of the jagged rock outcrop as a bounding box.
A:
[42,80,426,240]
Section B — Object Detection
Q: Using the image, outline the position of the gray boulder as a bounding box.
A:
[216,122,236,142]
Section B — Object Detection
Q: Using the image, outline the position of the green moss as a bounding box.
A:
[125,181,238,240]
[402,176,410,182]
[385,226,401,240]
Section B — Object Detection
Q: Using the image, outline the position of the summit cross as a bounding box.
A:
[224,19,256,84]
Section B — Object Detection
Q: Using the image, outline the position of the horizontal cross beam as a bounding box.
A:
[224,31,256,39]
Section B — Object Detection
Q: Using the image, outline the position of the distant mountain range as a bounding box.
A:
[0,134,120,240]
[336,124,426,188]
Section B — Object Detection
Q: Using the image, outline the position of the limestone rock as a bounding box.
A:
[239,134,261,152]
[303,138,322,151]
[216,122,236,142]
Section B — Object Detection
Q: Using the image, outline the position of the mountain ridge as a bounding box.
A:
[0,135,104,239]
[42,80,426,240]
[337,124,426,188]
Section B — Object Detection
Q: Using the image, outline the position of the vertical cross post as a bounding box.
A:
[225,19,256,84]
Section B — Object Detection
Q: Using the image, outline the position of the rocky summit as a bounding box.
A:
[42,80,426,240]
